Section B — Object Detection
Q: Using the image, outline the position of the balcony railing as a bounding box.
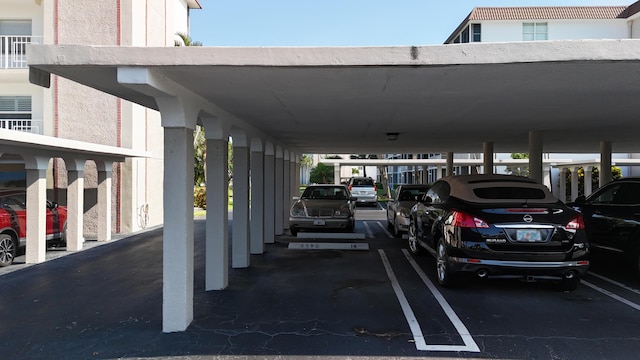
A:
[1,35,43,69]
[0,119,42,134]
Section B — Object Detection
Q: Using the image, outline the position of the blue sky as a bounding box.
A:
[190,0,629,46]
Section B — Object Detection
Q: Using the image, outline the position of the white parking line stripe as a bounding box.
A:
[402,249,481,353]
[375,221,394,238]
[587,271,640,295]
[378,249,428,350]
[582,280,640,311]
[363,221,375,238]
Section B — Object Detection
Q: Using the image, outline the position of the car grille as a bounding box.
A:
[308,208,334,217]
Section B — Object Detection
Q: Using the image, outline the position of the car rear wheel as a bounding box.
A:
[0,234,17,267]
[553,275,581,291]
[393,216,401,238]
[407,220,423,255]
[436,238,458,288]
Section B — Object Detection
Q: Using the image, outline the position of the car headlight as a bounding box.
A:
[290,204,306,217]
[334,205,351,217]
[398,207,410,218]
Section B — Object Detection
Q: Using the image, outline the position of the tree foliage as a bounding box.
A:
[506,153,529,176]
[565,166,622,199]
[309,163,334,184]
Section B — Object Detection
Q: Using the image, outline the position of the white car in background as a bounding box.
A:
[346,177,378,206]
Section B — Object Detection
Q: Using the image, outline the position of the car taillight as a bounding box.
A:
[349,184,353,191]
[451,210,489,228]
[373,184,377,192]
[565,215,585,230]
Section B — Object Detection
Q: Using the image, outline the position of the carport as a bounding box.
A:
[26,39,640,332]
[0,128,145,263]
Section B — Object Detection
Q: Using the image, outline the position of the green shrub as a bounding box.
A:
[194,186,206,209]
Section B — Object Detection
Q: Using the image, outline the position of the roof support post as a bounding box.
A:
[205,137,229,289]
[571,167,580,202]
[24,156,49,264]
[483,142,494,174]
[600,141,612,186]
[232,143,250,268]
[250,139,265,254]
[558,168,568,202]
[96,161,112,242]
[292,154,300,202]
[528,130,543,184]
[162,125,195,332]
[333,162,340,185]
[264,143,275,244]
[446,152,454,176]
[65,159,85,252]
[584,166,594,197]
[274,147,283,235]
[282,151,291,232]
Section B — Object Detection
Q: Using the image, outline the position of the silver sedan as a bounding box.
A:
[289,185,356,236]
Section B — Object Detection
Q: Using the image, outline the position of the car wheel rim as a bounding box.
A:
[0,237,15,265]
[408,223,417,251]
[437,242,447,282]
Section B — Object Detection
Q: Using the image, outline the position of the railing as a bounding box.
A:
[0,119,43,134]
[1,35,43,69]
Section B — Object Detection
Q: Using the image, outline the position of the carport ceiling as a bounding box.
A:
[27,40,640,154]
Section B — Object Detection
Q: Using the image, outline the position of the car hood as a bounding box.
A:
[298,199,350,210]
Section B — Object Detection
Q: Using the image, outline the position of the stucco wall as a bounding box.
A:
[481,19,629,43]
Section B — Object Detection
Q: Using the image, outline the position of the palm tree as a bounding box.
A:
[175,32,202,47]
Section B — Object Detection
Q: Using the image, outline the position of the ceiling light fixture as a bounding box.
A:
[386,132,399,141]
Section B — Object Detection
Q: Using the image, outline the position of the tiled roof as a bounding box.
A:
[468,6,628,20]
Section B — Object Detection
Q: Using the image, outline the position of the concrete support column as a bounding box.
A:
[264,145,275,244]
[436,165,442,180]
[25,164,47,264]
[528,130,543,184]
[293,154,300,199]
[282,151,290,231]
[584,166,593,197]
[206,138,228,289]
[558,168,568,202]
[250,141,265,254]
[274,148,283,235]
[232,144,250,268]
[600,141,613,186]
[570,167,580,202]
[66,161,85,251]
[334,162,341,184]
[163,126,195,332]
[96,162,112,242]
[483,142,494,175]
[446,152,454,176]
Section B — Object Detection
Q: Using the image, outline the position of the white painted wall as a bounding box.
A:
[480,19,629,43]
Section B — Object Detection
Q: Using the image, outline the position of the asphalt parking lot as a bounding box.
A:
[1,206,640,359]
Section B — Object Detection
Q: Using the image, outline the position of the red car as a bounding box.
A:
[0,190,67,266]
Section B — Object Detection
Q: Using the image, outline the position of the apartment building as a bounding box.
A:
[445,1,640,44]
[0,0,200,238]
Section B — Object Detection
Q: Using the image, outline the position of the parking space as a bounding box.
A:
[1,208,640,359]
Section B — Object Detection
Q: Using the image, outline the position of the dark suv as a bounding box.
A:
[346,177,378,206]
[571,177,640,276]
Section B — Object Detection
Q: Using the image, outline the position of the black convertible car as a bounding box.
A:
[408,174,589,290]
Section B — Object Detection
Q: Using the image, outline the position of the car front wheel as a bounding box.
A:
[407,220,422,255]
[0,234,17,267]
[436,238,458,288]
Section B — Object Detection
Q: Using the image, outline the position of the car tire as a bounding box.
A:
[0,233,17,267]
[553,275,581,292]
[436,238,458,288]
[393,216,401,238]
[407,220,423,255]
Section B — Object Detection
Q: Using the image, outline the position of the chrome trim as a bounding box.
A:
[496,224,555,229]
[451,257,589,268]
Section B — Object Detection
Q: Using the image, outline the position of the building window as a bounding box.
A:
[0,96,33,132]
[452,24,481,44]
[523,22,548,41]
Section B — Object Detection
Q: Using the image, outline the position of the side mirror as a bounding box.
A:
[420,196,433,204]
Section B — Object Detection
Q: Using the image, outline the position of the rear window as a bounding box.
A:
[350,178,374,187]
[473,187,546,200]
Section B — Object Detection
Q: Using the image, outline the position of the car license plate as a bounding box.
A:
[516,229,541,242]
[313,219,326,226]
